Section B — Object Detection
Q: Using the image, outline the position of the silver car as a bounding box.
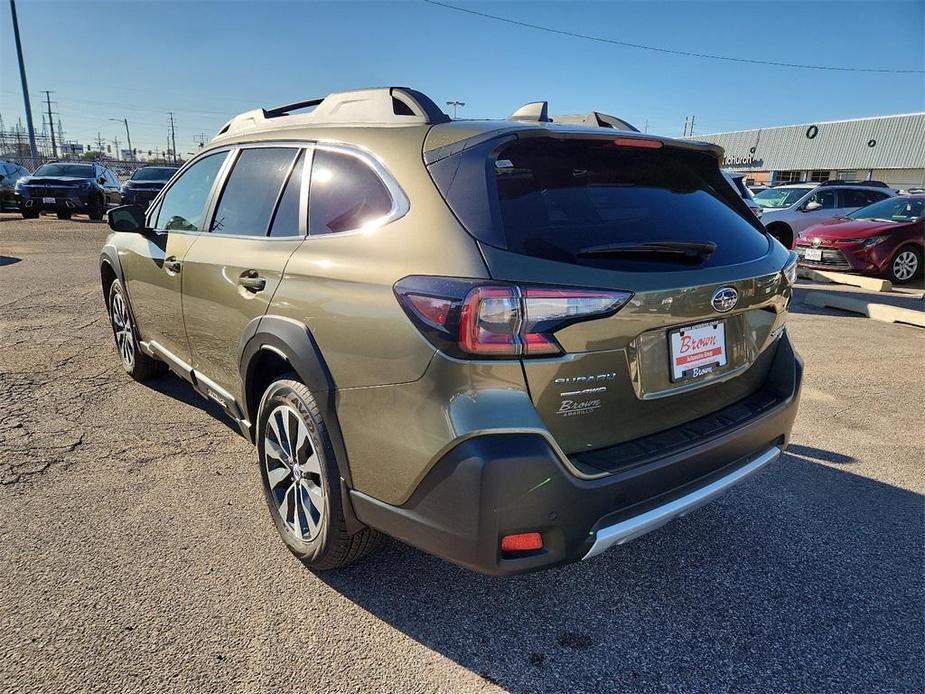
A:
[754,181,896,248]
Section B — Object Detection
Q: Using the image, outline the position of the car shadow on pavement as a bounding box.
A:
[318,452,923,692]
[143,373,241,434]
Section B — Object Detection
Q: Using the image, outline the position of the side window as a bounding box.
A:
[309,149,392,235]
[155,152,227,231]
[806,189,836,209]
[269,151,305,238]
[210,147,297,236]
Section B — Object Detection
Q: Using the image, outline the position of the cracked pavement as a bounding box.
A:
[1,214,923,693]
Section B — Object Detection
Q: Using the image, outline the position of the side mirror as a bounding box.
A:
[803,201,823,212]
[108,205,149,233]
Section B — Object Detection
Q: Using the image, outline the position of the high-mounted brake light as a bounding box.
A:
[394,277,633,359]
[611,137,663,149]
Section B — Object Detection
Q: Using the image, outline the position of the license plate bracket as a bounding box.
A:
[668,321,728,383]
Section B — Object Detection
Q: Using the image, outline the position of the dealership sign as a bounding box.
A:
[721,154,764,168]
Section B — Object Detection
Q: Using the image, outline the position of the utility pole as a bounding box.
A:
[688,115,695,137]
[194,132,205,149]
[42,90,57,157]
[9,0,39,166]
[95,131,105,154]
[168,112,177,164]
[644,119,648,134]
[445,100,465,119]
[109,117,133,159]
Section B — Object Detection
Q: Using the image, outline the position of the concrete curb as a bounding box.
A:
[797,268,892,292]
[805,292,925,328]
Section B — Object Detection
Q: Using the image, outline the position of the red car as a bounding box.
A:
[795,195,924,284]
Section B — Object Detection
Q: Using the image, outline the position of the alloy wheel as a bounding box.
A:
[263,405,324,542]
[892,250,918,282]
[110,292,135,370]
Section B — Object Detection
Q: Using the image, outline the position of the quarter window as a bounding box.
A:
[309,149,392,235]
[211,147,298,236]
[156,152,227,231]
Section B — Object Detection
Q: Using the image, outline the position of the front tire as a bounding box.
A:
[21,208,38,219]
[256,376,383,570]
[107,280,165,381]
[56,210,72,220]
[88,196,104,221]
[888,245,922,284]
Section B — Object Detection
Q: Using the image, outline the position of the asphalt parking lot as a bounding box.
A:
[1,214,923,694]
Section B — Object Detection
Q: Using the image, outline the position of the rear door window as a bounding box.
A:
[210,147,298,236]
[308,149,392,235]
[805,189,837,209]
[488,139,769,270]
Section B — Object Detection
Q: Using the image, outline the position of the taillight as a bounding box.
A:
[610,137,663,149]
[394,276,632,358]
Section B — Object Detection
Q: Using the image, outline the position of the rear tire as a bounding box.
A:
[88,196,104,221]
[107,279,165,381]
[888,245,922,284]
[56,210,72,220]
[256,376,383,571]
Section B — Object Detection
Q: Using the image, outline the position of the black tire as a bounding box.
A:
[256,375,383,570]
[56,210,72,220]
[107,279,165,381]
[888,245,922,285]
[766,223,793,249]
[20,209,39,219]
[88,196,104,221]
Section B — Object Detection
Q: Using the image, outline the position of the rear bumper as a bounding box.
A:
[350,335,803,575]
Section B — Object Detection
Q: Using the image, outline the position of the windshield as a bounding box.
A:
[754,187,813,209]
[131,167,178,182]
[848,196,924,222]
[33,163,95,178]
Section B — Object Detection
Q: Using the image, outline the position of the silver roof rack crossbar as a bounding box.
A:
[214,87,450,139]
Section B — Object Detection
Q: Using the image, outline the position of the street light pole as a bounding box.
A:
[445,100,466,119]
[9,0,38,166]
[109,117,133,159]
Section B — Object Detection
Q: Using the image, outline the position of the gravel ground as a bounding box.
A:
[2,214,923,694]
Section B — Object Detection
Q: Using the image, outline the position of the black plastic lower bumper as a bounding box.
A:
[350,337,803,576]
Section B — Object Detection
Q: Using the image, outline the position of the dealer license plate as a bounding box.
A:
[804,248,822,262]
[669,321,727,383]
[42,197,56,204]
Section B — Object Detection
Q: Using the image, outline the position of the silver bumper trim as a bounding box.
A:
[583,445,781,560]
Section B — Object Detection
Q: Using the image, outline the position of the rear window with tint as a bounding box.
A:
[490,139,769,270]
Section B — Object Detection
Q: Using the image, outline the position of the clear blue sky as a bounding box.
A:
[1,0,923,157]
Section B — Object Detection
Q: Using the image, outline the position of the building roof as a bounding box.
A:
[695,113,925,171]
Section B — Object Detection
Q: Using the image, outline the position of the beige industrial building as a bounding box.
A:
[697,112,925,190]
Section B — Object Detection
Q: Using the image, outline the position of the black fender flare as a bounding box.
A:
[238,315,353,489]
[99,246,144,344]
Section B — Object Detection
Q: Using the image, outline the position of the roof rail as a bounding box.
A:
[214,87,449,139]
[818,179,890,188]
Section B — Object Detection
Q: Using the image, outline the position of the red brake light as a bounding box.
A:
[501,532,543,553]
[394,277,632,359]
[611,137,663,149]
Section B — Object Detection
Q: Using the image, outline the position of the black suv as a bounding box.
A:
[119,165,179,209]
[17,162,122,220]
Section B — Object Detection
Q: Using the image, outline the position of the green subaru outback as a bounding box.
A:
[101,87,802,575]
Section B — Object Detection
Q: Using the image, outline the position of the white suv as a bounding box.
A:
[754,181,896,248]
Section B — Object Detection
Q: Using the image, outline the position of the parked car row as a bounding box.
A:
[0,160,178,221]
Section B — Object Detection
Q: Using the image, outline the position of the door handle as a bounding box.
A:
[164,257,181,273]
[238,270,266,293]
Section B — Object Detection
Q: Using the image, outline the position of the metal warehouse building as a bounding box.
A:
[696,112,925,190]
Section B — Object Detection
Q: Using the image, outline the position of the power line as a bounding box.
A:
[422,0,925,74]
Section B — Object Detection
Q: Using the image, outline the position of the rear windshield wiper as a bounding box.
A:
[577,240,717,262]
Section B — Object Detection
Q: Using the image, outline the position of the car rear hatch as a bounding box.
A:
[425,127,794,470]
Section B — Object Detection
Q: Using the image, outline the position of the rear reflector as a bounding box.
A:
[500,532,544,553]
[612,137,663,149]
